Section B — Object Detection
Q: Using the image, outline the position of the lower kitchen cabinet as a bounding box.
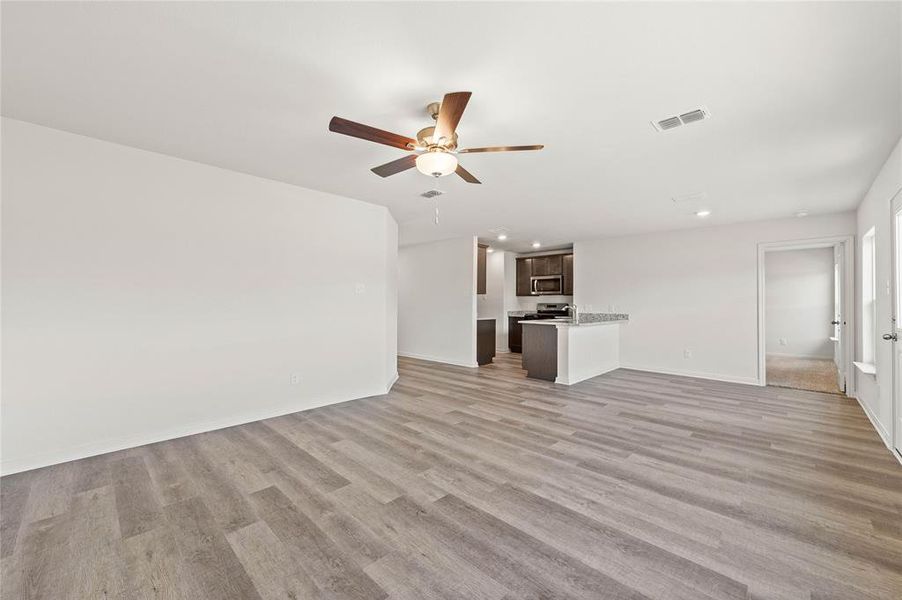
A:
[477,319,496,365]
[508,317,523,353]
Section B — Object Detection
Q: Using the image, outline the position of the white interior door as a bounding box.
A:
[892,191,902,457]
[833,245,845,392]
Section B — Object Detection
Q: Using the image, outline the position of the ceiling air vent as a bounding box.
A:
[420,189,443,199]
[656,116,682,131]
[679,109,707,124]
[651,106,711,132]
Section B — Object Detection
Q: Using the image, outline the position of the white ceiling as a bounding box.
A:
[3,2,900,251]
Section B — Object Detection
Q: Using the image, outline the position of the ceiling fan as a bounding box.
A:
[328,91,544,184]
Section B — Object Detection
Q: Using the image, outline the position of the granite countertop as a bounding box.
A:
[519,313,629,327]
[508,311,530,318]
[476,317,496,321]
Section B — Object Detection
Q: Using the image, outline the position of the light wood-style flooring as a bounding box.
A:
[2,354,901,599]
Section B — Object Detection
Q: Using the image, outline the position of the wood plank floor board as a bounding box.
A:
[111,455,164,539]
[225,520,322,600]
[166,435,257,534]
[249,485,385,600]
[0,472,31,559]
[2,353,901,598]
[164,496,263,600]
[123,524,200,600]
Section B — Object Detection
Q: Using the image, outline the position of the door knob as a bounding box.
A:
[882,333,897,341]
[831,320,840,325]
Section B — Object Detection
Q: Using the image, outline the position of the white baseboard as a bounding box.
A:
[619,364,761,386]
[385,371,399,393]
[853,394,902,466]
[397,351,478,368]
[556,363,619,385]
[852,392,895,448]
[0,388,384,476]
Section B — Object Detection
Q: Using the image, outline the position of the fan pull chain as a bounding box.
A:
[433,174,441,225]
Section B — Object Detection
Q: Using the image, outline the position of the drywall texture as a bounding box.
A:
[398,237,477,367]
[1,118,398,474]
[575,212,856,385]
[765,248,835,358]
[855,136,902,448]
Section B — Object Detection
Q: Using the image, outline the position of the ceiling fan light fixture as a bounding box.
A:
[415,150,458,177]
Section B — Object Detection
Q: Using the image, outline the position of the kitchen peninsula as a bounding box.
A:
[521,313,628,384]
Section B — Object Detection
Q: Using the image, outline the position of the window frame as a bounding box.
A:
[861,227,877,366]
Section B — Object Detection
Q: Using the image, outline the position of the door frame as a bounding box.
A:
[757,235,855,392]
[889,188,902,460]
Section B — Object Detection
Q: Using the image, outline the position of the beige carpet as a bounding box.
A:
[766,355,842,394]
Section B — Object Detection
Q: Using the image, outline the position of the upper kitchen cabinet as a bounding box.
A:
[531,254,563,276]
[516,257,533,296]
[563,253,574,295]
[477,244,488,295]
[516,252,573,296]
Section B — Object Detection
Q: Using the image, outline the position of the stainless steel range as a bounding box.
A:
[533,302,569,317]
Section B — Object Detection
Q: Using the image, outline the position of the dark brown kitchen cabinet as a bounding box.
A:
[477,319,496,365]
[508,316,523,352]
[516,253,573,296]
[477,244,488,294]
[532,254,563,276]
[562,253,574,295]
[516,258,533,296]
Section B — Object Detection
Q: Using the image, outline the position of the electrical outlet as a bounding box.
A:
[289,374,301,385]
[683,349,692,359]
[355,283,366,295]
[779,338,787,346]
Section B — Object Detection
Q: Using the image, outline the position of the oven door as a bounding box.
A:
[531,275,563,295]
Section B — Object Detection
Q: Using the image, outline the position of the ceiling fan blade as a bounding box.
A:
[458,145,545,154]
[433,91,472,143]
[371,155,418,178]
[329,116,416,150]
[455,164,481,184]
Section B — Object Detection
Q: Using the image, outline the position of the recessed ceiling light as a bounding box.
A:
[486,247,494,253]
[695,210,711,218]
[497,233,508,241]
[532,241,541,248]
[795,210,809,218]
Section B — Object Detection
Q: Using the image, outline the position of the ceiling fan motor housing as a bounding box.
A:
[416,126,458,151]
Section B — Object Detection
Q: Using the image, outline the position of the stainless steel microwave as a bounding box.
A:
[530,275,563,295]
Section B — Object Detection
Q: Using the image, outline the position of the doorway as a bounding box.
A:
[758,236,854,394]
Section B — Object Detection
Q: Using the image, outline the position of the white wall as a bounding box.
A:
[1,118,398,475]
[477,250,508,351]
[384,212,399,386]
[398,237,477,367]
[765,248,835,358]
[575,212,856,385]
[855,136,902,448]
